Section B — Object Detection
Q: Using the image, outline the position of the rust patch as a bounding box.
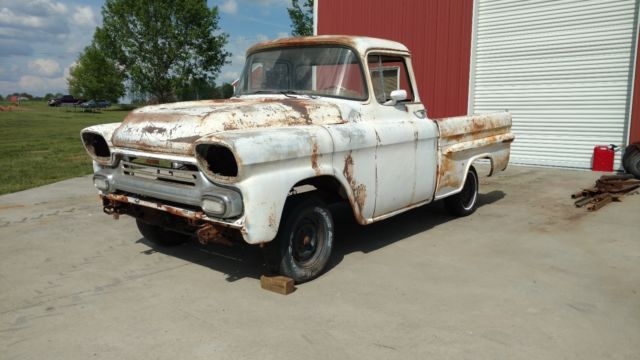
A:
[124,112,196,124]
[445,133,466,143]
[343,151,354,183]
[436,113,511,141]
[311,141,320,175]
[279,98,312,124]
[142,125,167,134]
[246,36,358,55]
[223,121,239,131]
[103,193,211,221]
[113,97,346,155]
[436,154,460,191]
[159,204,202,219]
[108,194,130,203]
[352,184,366,211]
[197,224,234,246]
[342,151,367,217]
[471,117,488,132]
[168,135,201,143]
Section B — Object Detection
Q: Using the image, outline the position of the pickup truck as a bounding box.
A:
[81,36,514,282]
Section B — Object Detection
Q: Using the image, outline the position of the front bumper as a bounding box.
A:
[101,192,244,229]
[93,157,243,221]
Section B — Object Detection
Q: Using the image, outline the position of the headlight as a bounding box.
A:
[82,132,111,160]
[93,175,111,192]
[195,143,239,179]
[202,197,226,216]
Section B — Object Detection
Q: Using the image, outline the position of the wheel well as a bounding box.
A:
[290,175,347,204]
[469,155,494,176]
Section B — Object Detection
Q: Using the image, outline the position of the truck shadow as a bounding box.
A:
[136,236,266,283]
[137,190,505,283]
[326,190,505,272]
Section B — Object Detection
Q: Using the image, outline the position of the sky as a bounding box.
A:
[0,0,292,97]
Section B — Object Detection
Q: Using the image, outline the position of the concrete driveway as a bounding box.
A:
[1,165,638,359]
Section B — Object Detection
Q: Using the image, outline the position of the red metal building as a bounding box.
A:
[317,0,473,119]
[316,0,640,169]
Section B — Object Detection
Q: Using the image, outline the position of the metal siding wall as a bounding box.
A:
[471,0,639,169]
[317,0,474,119]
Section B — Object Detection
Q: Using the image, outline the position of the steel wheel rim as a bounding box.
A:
[291,212,326,267]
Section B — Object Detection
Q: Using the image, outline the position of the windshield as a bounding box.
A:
[236,46,367,100]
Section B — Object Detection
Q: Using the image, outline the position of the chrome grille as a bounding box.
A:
[121,160,198,187]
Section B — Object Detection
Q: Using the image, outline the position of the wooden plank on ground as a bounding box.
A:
[260,275,295,295]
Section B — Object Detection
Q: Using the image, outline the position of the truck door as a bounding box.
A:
[367,54,439,217]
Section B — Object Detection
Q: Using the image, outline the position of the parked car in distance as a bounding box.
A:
[96,100,111,108]
[48,95,85,107]
[80,99,111,110]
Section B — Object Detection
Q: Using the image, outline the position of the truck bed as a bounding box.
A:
[433,112,514,199]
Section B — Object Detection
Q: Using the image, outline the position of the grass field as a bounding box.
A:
[0,101,130,195]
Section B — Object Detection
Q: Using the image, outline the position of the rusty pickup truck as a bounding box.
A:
[81,36,514,282]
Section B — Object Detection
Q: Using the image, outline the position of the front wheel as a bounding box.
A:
[265,196,334,283]
[444,166,479,217]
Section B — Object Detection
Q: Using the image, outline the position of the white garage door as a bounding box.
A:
[470,0,639,169]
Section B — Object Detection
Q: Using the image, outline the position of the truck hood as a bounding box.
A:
[111,97,348,155]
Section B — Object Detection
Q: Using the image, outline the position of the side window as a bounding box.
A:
[368,55,414,103]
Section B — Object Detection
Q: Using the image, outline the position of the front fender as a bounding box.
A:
[199,126,335,243]
[80,123,122,166]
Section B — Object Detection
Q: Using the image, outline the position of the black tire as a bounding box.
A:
[136,219,190,247]
[444,166,479,217]
[623,144,640,179]
[265,196,334,283]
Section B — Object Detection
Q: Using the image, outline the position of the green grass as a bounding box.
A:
[0,101,130,195]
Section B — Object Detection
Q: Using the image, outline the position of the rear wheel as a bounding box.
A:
[136,219,190,247]
[623,144,640,179]
[444,166,479,217]
[265,196,334,283]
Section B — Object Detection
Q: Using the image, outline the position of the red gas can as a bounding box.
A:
[592,145,615,172]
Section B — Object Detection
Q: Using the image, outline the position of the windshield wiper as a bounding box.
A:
[280,91,297,98]
[281,90,318,99]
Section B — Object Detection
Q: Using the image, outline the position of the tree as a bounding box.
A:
[94,0,230,103]
[175,78,219,101]
[220,83,234,99]
[44,93,55,100]
[0,94,3,101]
[68,45,125,103]
[288,0,314,36]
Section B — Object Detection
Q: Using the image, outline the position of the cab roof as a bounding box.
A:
[246,35,410,56]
